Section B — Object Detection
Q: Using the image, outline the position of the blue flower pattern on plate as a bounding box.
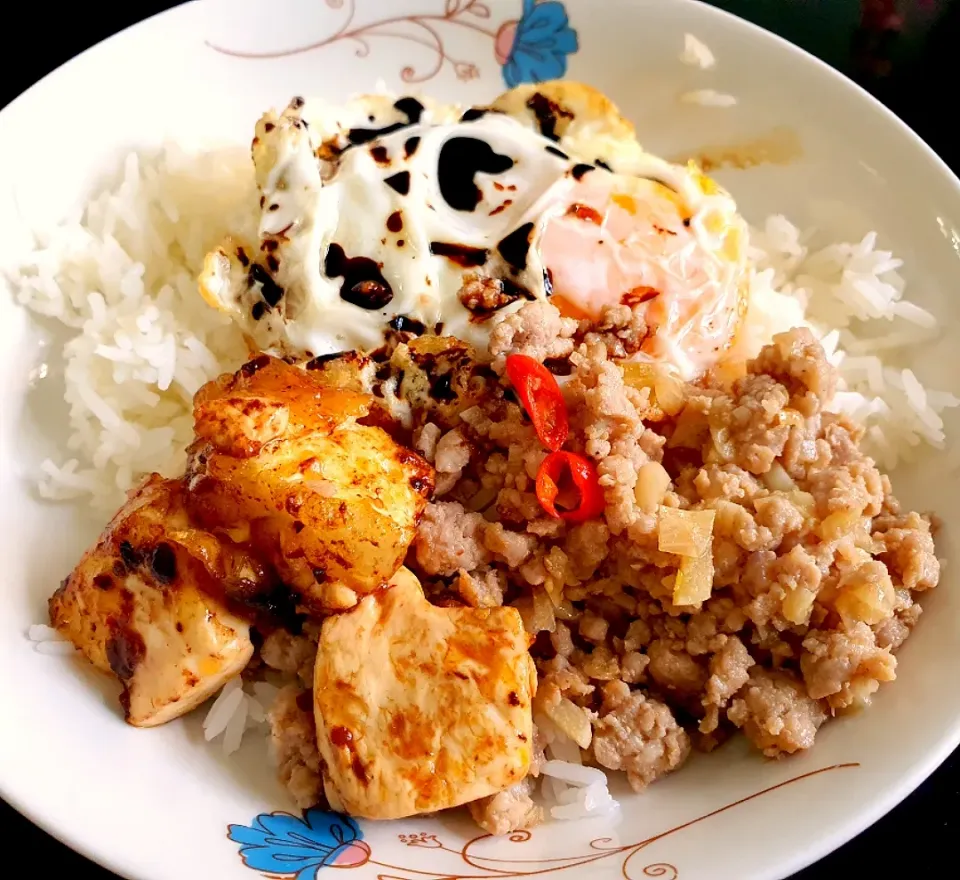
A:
[228,765,858,876]
[500,0,579,87]
[228,809,369,879]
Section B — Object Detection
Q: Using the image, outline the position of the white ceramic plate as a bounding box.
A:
[3,2,960,879]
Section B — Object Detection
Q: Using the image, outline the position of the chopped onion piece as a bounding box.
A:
[673,548,714,606]
[835,567,895,625]
[787,490,816,517]
[623,363,685,419]
[252,681,280,706]
[546,697,593,749]
[513,596,533,632]
[669,406,709,448]
[762,462,796,492]
[222,698,248,755]
[710,424,736,460]
[246,697,267,725]
[782,586,815,625]
[622,362,656,390]
[654,370,685,415]
[635,461,671,514]
[28,624,64,643]
[554,599,578,621]
[583,782,616,813]
[531,588,557,633]
[818,508,863,542]
[658,507,715,557]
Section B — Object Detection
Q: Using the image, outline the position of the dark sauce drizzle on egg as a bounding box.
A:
[384,171,411,196]
[496,222,536,273]
[459,107,490,123]
[525,92,573,142]
[436,137,515,212]
[429,242,489,268]
[314,92,685,329]
[344,97,425,147]
[247,262,284,324]
[324,243,394,309]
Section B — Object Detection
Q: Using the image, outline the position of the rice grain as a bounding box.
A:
[35,641,76,656]
[679,34,716,69]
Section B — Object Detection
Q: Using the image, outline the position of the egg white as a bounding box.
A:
[200,89,749,377]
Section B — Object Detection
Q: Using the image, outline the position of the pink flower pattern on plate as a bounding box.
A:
[205,0,578,88]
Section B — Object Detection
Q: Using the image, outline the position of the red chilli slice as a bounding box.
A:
[535,451,606,523]
[505,354,569,452]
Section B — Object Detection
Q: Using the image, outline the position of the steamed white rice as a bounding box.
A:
[537,716,617,821]
[27,624,76,655]
[746,216,958,470]
[11,145,255,510]
[679,33,716,70]
[200,673,275,755]
[680,89,737,108]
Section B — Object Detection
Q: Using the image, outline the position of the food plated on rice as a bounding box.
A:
[17,79,949,832]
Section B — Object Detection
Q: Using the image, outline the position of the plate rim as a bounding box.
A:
[3,1,960,879]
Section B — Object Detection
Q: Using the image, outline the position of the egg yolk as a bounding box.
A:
[538,176,745,377]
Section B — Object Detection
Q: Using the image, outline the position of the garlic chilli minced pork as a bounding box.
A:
[200,82,748,380]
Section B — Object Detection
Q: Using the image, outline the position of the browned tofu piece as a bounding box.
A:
[187,355,434,613]
[191,353,372,457]
[49,475,259,727]
[314,567,536,819]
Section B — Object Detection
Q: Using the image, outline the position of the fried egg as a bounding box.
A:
[201,82,749,379]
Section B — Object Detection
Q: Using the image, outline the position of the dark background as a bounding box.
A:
[2,1,957,877]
